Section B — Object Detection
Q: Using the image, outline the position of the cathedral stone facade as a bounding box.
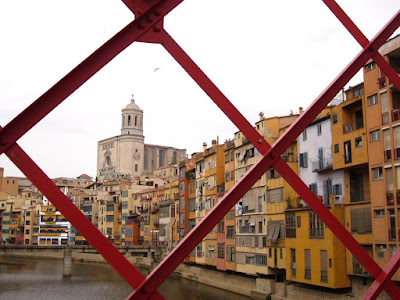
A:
[97,97,186,180]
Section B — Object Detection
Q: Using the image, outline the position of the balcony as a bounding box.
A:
[312,158,333,173]
[342,118,363,134]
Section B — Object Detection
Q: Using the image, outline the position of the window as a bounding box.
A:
[376,244,387,258]
[368,94,378,106]
[370,130,381,142]
[332,114,338,124]
[305,249,311,280]
[218,243,225,259]
[226,226,234,239]
[344,140,352,164]
[291,249,296,277]
[309,211,324,239]
[225,172,230,181]
[26,220,30,225]
[135,164,138,172]
[296,216,301,228]
[303,130,307,141]
[332,184,342,195]
[299,152,308,168]
[286,213,296,238]
[258,196,263,212]
[227,246,235,262]
[321,250,328,283]
[309,183,318,195]
[374,209,385,217]
[365,61,376,72]
[334,144,339,153]
[351,208,372,233]
[353,86,364,97]
[317,124,322,135]
[355,137,362,148]
[372,167,383,180]
[218,220,224,232]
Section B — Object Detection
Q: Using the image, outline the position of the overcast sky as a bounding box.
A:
[0,0,399,179]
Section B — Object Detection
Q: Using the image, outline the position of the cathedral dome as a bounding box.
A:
[124,95,142,111]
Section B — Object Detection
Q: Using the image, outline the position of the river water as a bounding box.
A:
[0,256,250,300]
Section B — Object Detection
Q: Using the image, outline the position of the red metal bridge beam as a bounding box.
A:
[0,125,164,299]
[128,10,400,299]
[363,249,400,300]
[323,1,400,298]
[0,0,183,157]
[323,0,400,93]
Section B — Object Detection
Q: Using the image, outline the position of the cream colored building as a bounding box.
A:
[97,97,186,180]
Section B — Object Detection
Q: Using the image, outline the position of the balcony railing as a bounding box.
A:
[312,158,333,173]
[342,118,363,134]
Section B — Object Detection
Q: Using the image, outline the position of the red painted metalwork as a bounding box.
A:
[0,126,165,299]
[128,8,400,298]
[322,0,400,93]
[0,0,182,157]
[1,1,400,299]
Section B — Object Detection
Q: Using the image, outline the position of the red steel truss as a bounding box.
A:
[0,1,399,299]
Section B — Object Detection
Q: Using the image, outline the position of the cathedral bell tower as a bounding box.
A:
[121,95,144,137]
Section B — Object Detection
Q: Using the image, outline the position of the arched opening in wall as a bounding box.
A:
[128,115,131,126]
[135,115,137,126]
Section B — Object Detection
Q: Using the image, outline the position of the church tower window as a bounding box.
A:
[128,115,131,126]
[135,115,138,126]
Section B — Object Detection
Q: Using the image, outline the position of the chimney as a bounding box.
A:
[203,142,207,152]
[299,107,304,115]
[212,139,217,145]
[259,112,265,120]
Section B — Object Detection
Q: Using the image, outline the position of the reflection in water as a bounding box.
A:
[0,256,249,300]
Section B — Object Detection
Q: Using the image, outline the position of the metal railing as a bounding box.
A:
[1,1,399,299]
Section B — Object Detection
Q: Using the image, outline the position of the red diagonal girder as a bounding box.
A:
[323,0,400,297]
[128,8,400,300]
[0,125,164,299]
[323,0,400,93]
[0,0,184,297]
[0,1,399,299]
[0,0,183,157]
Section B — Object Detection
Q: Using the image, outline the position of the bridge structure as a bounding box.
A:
[1,1,400,299]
